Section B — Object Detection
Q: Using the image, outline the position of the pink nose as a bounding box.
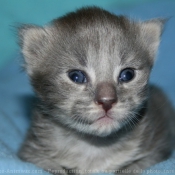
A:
[95,82,117,112]
[96,97,117,112]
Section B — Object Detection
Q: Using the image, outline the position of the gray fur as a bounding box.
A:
[18,7,175,175]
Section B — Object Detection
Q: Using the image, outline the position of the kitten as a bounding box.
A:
[18,7,175,175]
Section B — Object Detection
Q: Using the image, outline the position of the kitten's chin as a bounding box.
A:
[89,116,119,137]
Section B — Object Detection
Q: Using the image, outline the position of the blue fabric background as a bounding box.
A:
[0,0,175,174]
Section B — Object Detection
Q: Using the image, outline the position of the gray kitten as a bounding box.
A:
[18,7,175,175]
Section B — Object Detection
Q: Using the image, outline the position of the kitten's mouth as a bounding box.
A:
[71,114,114,126]
[95,115,114,125]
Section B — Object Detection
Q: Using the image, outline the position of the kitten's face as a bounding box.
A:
[20,7,163,137]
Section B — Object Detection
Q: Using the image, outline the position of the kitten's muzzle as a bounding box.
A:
[95,82,117,112]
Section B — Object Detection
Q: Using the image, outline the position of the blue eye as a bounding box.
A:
[68,70,87,84]
[119,68,135,82]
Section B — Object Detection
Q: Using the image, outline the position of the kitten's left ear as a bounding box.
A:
[140,18,166,61]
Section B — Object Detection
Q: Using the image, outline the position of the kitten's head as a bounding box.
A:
[19,7,164,137]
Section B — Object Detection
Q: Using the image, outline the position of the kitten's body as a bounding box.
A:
[18,7,175,175]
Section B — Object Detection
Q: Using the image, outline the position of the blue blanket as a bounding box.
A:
[0,1,175,174]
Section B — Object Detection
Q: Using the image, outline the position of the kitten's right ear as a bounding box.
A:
[18,25,49,75]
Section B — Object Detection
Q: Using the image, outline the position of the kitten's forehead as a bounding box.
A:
[52,7,143,80]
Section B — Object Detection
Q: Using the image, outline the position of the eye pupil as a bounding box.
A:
[69,70,87,84]
[71,73,79,82]
[119,68,134,82]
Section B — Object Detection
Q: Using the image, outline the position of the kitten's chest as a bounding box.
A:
[53,132,141,173]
